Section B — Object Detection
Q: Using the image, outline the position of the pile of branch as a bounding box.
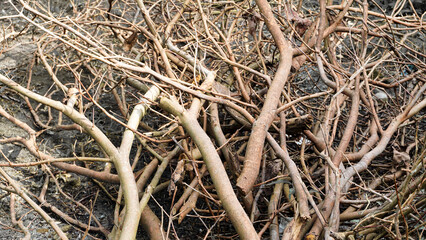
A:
[0,0,424,239]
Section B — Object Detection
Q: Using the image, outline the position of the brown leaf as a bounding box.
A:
[295,18,312,36]
[285,7,312,36]
[244,8,262,38]
[123,30,138,51]
[171,159,186,183]
[393,148,410,165]
[291,55,307,71]
[248,17,257,37]
[167,181,176,195]
[213,82,231,96]
[168,159,186,195]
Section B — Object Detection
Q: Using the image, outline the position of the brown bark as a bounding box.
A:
[237,0,293,196]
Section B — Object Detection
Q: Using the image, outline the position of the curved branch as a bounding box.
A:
[160,97,259,240]
[237,0,293,195]
[0,74,141,240]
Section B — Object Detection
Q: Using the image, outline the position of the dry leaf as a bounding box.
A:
[285,7,312,36]
[244,8,262,38]
[168,158,186,195]
[248,17,257,37]
[305,234,316,240]
[213,81,231,96]
[168,181,176,195]
[123,30,138,51]
[172,159,185,183]
[295,18,312,36]
[292,55,307,71]
[393,148,410,165]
